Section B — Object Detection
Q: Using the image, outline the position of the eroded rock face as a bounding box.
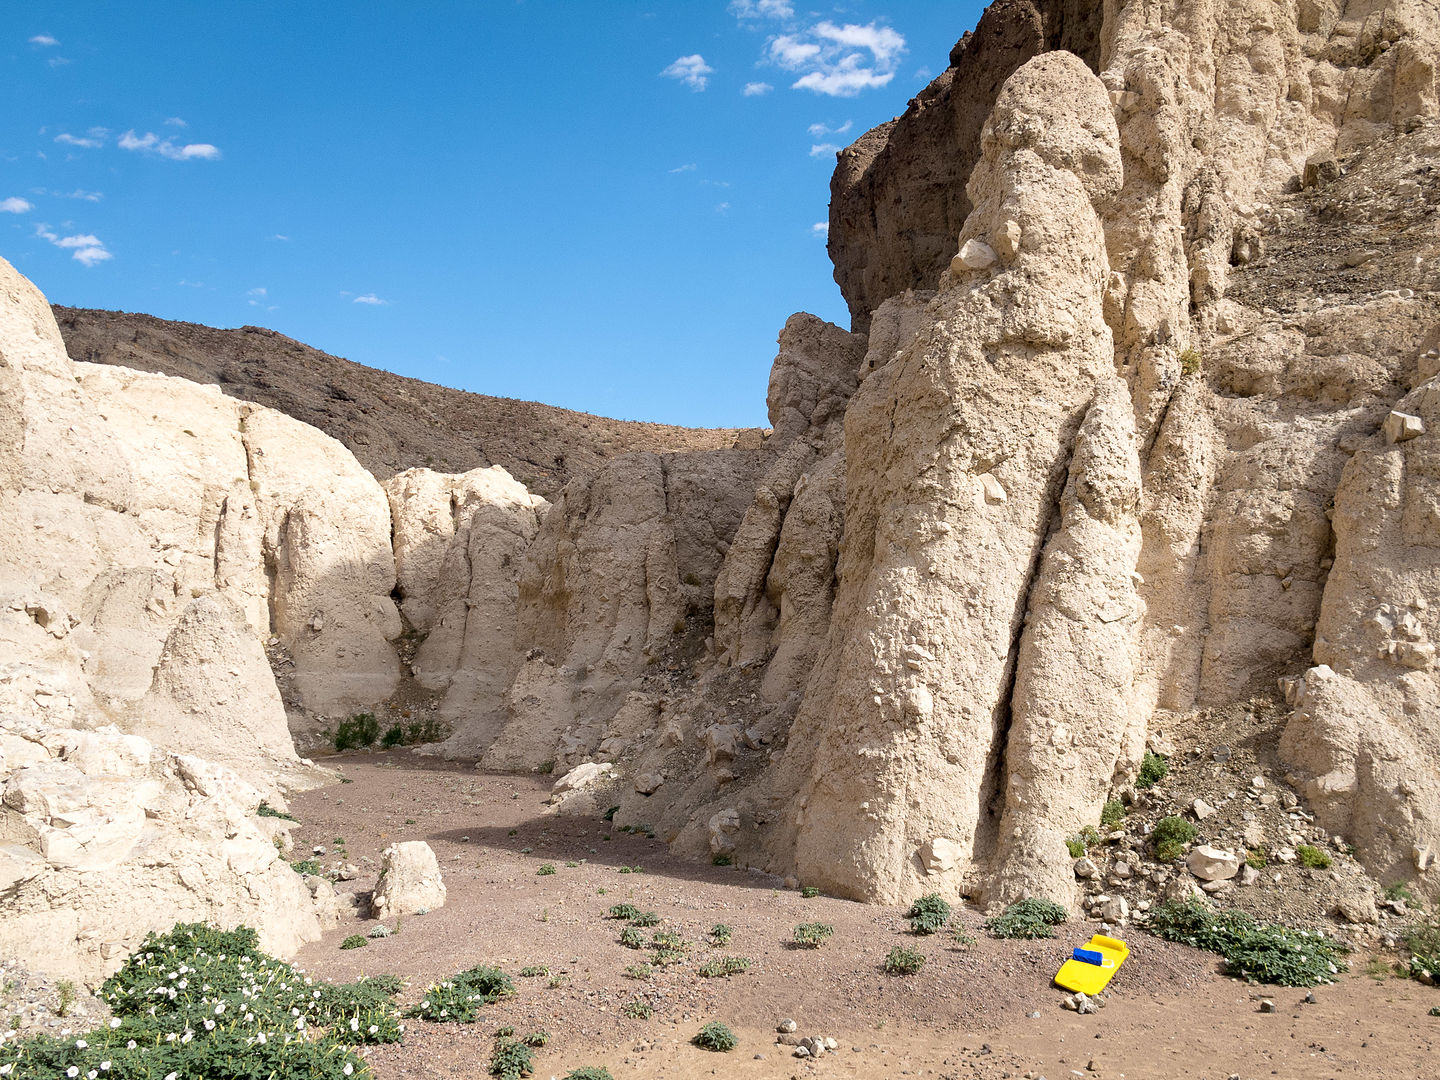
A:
[0,717,331,983]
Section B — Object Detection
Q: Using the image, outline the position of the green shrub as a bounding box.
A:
[709,924,733,946]
[489,1036,534,1078]
[1100,800,1125,829]
[518,965,549,977]
[712,854,733,866]
[0,923,401,1080]
[622,963,652,980]
[620,999,653,1019]
[1246,849,1268,869]
[1136,750,1169,789]
[1065,835,1087,858]
[495,1025,515,1037]
[628,911,660,927]
[618,927,646,949]
[697,956,751,978]
[985,897,1069,939]
[1297,844,1332,869]
[1180,346,1203,376]
[883,945,926,975]
[256,801,297,821]
[289,858,322,876]
[1404,913,1440,983]
[1146,898,1346,986]
[565,1068,615,1080]
[800,886,820,898]
[334,712,380,751]
[792,922,835,948]
[1385,882,1417,903]
[382,717,449,748]
[906,893,952,935]
[340,934,368,950]
[1152,815,1198,861]
[536,863,556,876]
[405,964,515,1022]
[650,931,685,952]
[607,903,641,920]
[520,1029,550,1047]
[651,947,687,967]
[692,1021,737,1052]
[952,930,977,949]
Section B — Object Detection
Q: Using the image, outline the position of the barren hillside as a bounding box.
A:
[53,305,757,497]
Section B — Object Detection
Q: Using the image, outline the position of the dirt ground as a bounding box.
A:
[289,755,1439,1080]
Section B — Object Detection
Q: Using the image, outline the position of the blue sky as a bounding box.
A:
[2,2,984,427]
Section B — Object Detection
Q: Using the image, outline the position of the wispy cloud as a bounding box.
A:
[54,132,102,149]
[766,20,906,97]
[119,129,221,161]
[35,223,111,266]
[661,54,713,92]
[1,197,33,214]
[668,163,697,173]
[247,287,267,297]
[353,293,388,306]
[271,233,289,241]
[48,57,71,68]
[809,143,841,157]
[812,222,829,237]
[164,116,188,127]
[807,120,852,137]
[28,34,59,46]
[728,0,793,18]
[715,202,731,214]
[60,188,102,201]
[742,81,773,96]
[177,279,204,288]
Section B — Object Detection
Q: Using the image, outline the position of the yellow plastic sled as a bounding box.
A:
[1054,934,1129,995]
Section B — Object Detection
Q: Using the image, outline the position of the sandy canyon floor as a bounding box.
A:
[288,756,1438,1080]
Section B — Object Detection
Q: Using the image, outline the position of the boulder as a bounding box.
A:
[371,841,446,919]
[1187,845,1242,881]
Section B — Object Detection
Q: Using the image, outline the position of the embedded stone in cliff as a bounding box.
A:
[1383,409,1425,443]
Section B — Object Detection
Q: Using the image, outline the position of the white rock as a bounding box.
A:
[918,836,964,875]
[371,841,446,919]
[1383,410,1425,443]
[1186,845,1241,881]
[1192,798,1216,820]
[955,238,998,270]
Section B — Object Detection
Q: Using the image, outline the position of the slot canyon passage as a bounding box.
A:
[7,2,1440,1077]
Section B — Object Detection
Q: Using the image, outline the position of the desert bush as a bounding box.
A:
[489,1036,534,1078]
[256,801,297,821]
[520,1030,550,1047]
[1246,849,1267,869]
[0,923,401,1080]
[1151,815,1198,861]
[381,716,449,749]
[334,712,380,751]
[620,999,653,1019]
[883,945,926,975]
[622,963,652,980]
[800,886,820,898]
[607,903,641,920]
[1296,844,1332,869]
[340,934,368,950]
[518,965,549,978]
[536,863,556,876]
[1147,898,1346,986]
[1404,912,1440,983]
[985,897,1068,940]
[628,911,660,927]
[709,924,733,946]
[1136,750,1169,788]
[792,922,834,948]
[692,1021,737,1052]
[618,927,646,950]
[697,956,751,978]
[1179,346,1203,375]
[405,964,515,1022]
[906,893,951,935]
[712,854,733,866]
[1100,799,1126,828]
[1384,882,1416,903]
[289,858,322,876]
[564,1068,615,1080]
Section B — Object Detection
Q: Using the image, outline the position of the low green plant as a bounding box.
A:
[800,886,820,898]
[546,975,569,989]
[1247,849,1268,869]
[952,930,978,949]
[618,865,643,874]
[0,923,402,1080]
[623,963,652,980]
[489,1036,534,1078]
[495,1025,515,1037]
[712,854,733,866]
[709,924,733,946]
[1385,882,1417,904]
[1147,898,1347,986]
[521,1030,550,1047]
[1179,346,1203,376]
[565,1068,615,1080]
[1297,844,1332,870]
[565,860,580,868]
[55,980,74,1018]
[628,911,661,927]
[256,801,298,822]
[621,998,653,1018]
[650,931,684,951]
[340,934,368,950]
[518,965,549,977]
[697,956,751,978]
[1136,750,1169,789]
[381,716,449,749]
[619,927,646,949]
[883,945,926,975]
[1065,835,1088,858]
[1403,912,1440,983]
[537,863,556,876]
[792,922,834,948]
[289,858,322,876]
[906,893,951,935]
[693,1021,737,1052]
[1100,799,1126,829]
[1152,815,1198,861]
[405,964,516,1022]
[651,948,687,967]
[608,903,641,920]
[985,897,1069,940]
[1430,1006,1440,1017]
[602,806,620,822]
[334,711,380,751]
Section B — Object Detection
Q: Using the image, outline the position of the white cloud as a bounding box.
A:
[28,34,59,46]
[54,132,102,149]
[812,222,829,237]
[119,130,221,161]
[61,189,102,201]
[164,116,188,127]
[728,0,793,18]
[742,81,773,96]
[271,233,289,241]
[809,143,841,157]
[764,19,906,98]
[353,293,388,305]
[807,120,852,137]
[715,202,731,213]
[48,57,71,68]
[247,287,267,297]
[668,163,697,173]
[35,224,111,266]
[1,197,33,214]
[661,54,713,92]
